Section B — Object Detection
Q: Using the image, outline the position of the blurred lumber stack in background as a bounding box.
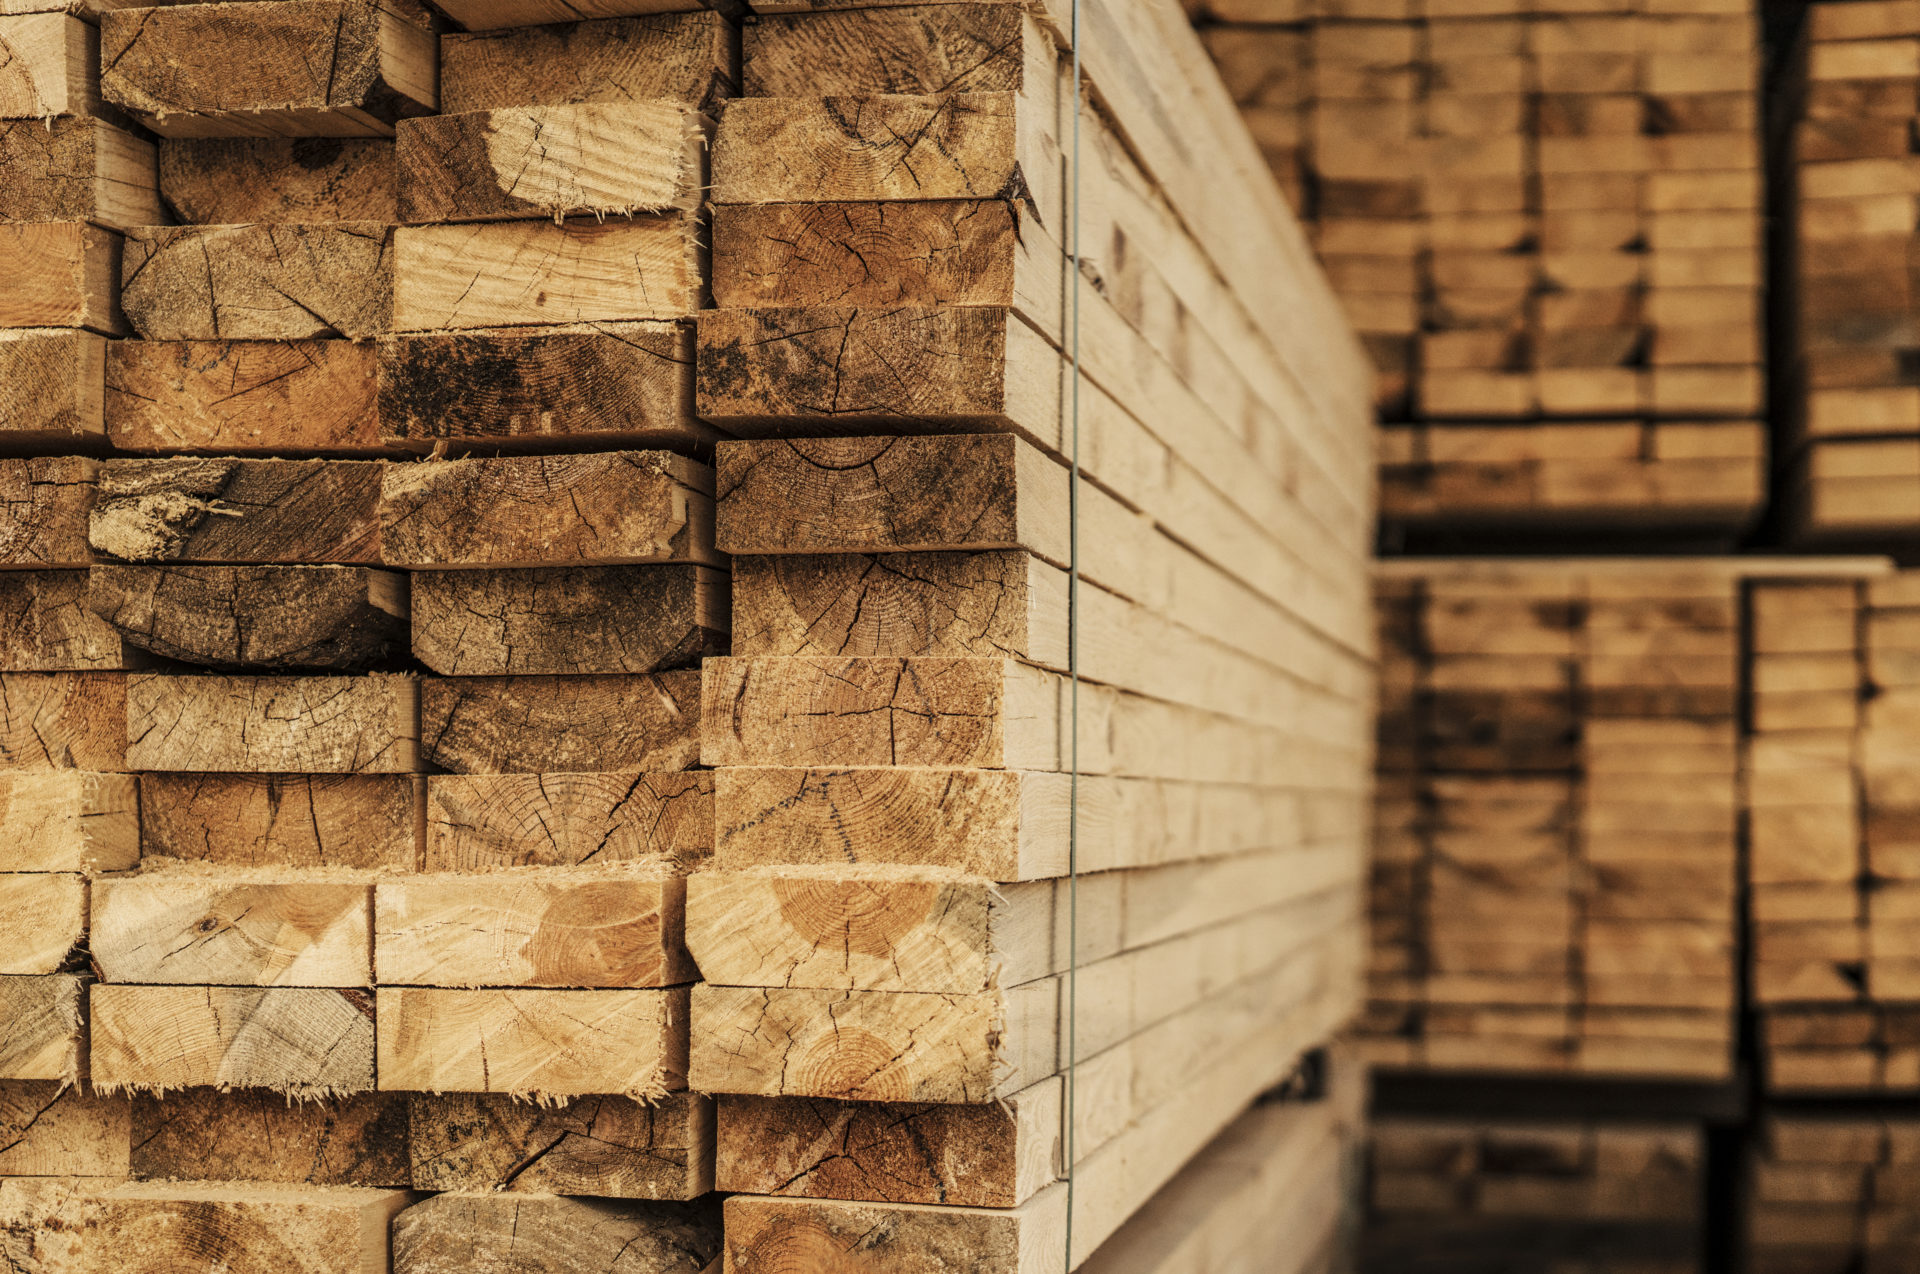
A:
[1747,1113,1920,1273]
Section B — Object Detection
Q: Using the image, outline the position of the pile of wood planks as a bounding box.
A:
[1775,0,1920,542]
[1747,1113,1920,1273]
[1190,0,1768,540]
[1750,571,1920,1096]
[1362,1113,1705,1274]
[0,0,1375,1268]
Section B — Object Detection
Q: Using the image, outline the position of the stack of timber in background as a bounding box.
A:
[1362,1113,1706,1274]
[1189,0,1768,543]
[1774,0,1920,542]
[1749,569,1920,1097]
[1746,1112,1920,1273]
[0,0,1378,1269]
[1367,558,1753,1082]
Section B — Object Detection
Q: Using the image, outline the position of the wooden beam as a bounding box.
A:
[690,979,1058,1104]
[89,458,383,565]
[120,224,392,341]
[429,0,725,31]
[0,1080,128,1177]
[374,868,694,988]
[138,774,419,870]
[410,565,723,675]
[0,13,101,119]
[376,323,705,453]
[0,874,82,975]
[715,1081,1060,1207]
[0,571,138,672]
[396,103,705,223]
[439,13,736,114]
[91,873,374,986]
[391,216,705,330]
[0,118,159,230]
[410,1090,712,1198]
[105,339,383,455]
[0,672,126,771]
[0,974,82,1081]
[159,138,397,223]
[0,456,96,568]
[125,673,419,774]
[0,222,123,334]
[375,986,689,1100]
[84,1183,413,1270]
[0,329,103,449]
[90,985,377,1096]
[722,1187,1067,1274]
[130,1089,410,1187]
[742,5,1049,98]
[0,771,136,871]
[392,1194,721,1274]
[424,771,708,871]
[420,671,700,774]
[99,0,436,137]
[88,565,407,669]
[378,452,718,569]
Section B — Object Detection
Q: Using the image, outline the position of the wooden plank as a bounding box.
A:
[81,1183,413,1273]
[0,570,137,671]
[0,12,99,119]
[376,986,690,1100]
[411,565,722,676]
[420,671,700,774]
[0,874,83,974]
[0,1081,127,1177]
[88,458,382,565]
[439,13,736,113]
[158,137,397,223]
[374,868,695,988]
[0,671,126,771]
[429,0,722,31]
[100,0,436,137]
[138,774,418,870]
[0,117,159,230]
[424,771,710,871]
[396,103,705,223]
[391,1194,720,1274]
[0,329,103,449]
[125,673,419,774]
[0,222,123,335]
[0,456,96,568]
[722,1187,1067,1274]
[130,1089,410,1186]
[105,339,384,455]
[88,565,407,669]
[0,770,135,870]
[391,216,704,330]
[410,1090,712,1198]
[0,973,82,1080]
[378,452,719,569]
[743,4,1050,98]
[90,985,377,1097]
[92,873,374,986]
[375,323,704,452]
[121,224,392,341]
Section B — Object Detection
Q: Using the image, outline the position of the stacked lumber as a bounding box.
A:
[1365,560,1759,1081]
[1776,0,1920,541]
[1361,1113,1705,1274]
[1749,570,1920,1095]
[1747,1112,1920,1273]
[1192,2,1768,538]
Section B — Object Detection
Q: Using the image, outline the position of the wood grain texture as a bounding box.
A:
[409,565,723,675]
[0,328,103,448]
[376,986,689,1100]
[138,774,418,870]
[0,117,160,230]
[376,323,702,451]
[424,771,711,871]
[420,671,700,774]
[374,868,693,988]
[0,974,82,1081]
[0,12,95,118]
[0,770,137,870]
[439,13,736,114]
[88,458,383,565]
[0,571,139,672]
[121,224,392,341]
[0,456,96,568]
[722,1191,1065,1274]
[90,985,377,1097]
[743,4,1043,97]
[0,874,83,975]
[130,1090,410,1186]
[0,671,126,772]
[88,565,407,670]
[0,1080,128,1177]
[159,137,397,223]
[92,873,374,986]
[125,673,419,774]
[105,340,383,454]
[378,452,717,568]
[397,103,705,223]
[391,1194,721,1274]
[0,221,123,334]
[409,1090,712,1198]
[392,216,704,330]
[79,1182,413,1274]
[100,0,436,137]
